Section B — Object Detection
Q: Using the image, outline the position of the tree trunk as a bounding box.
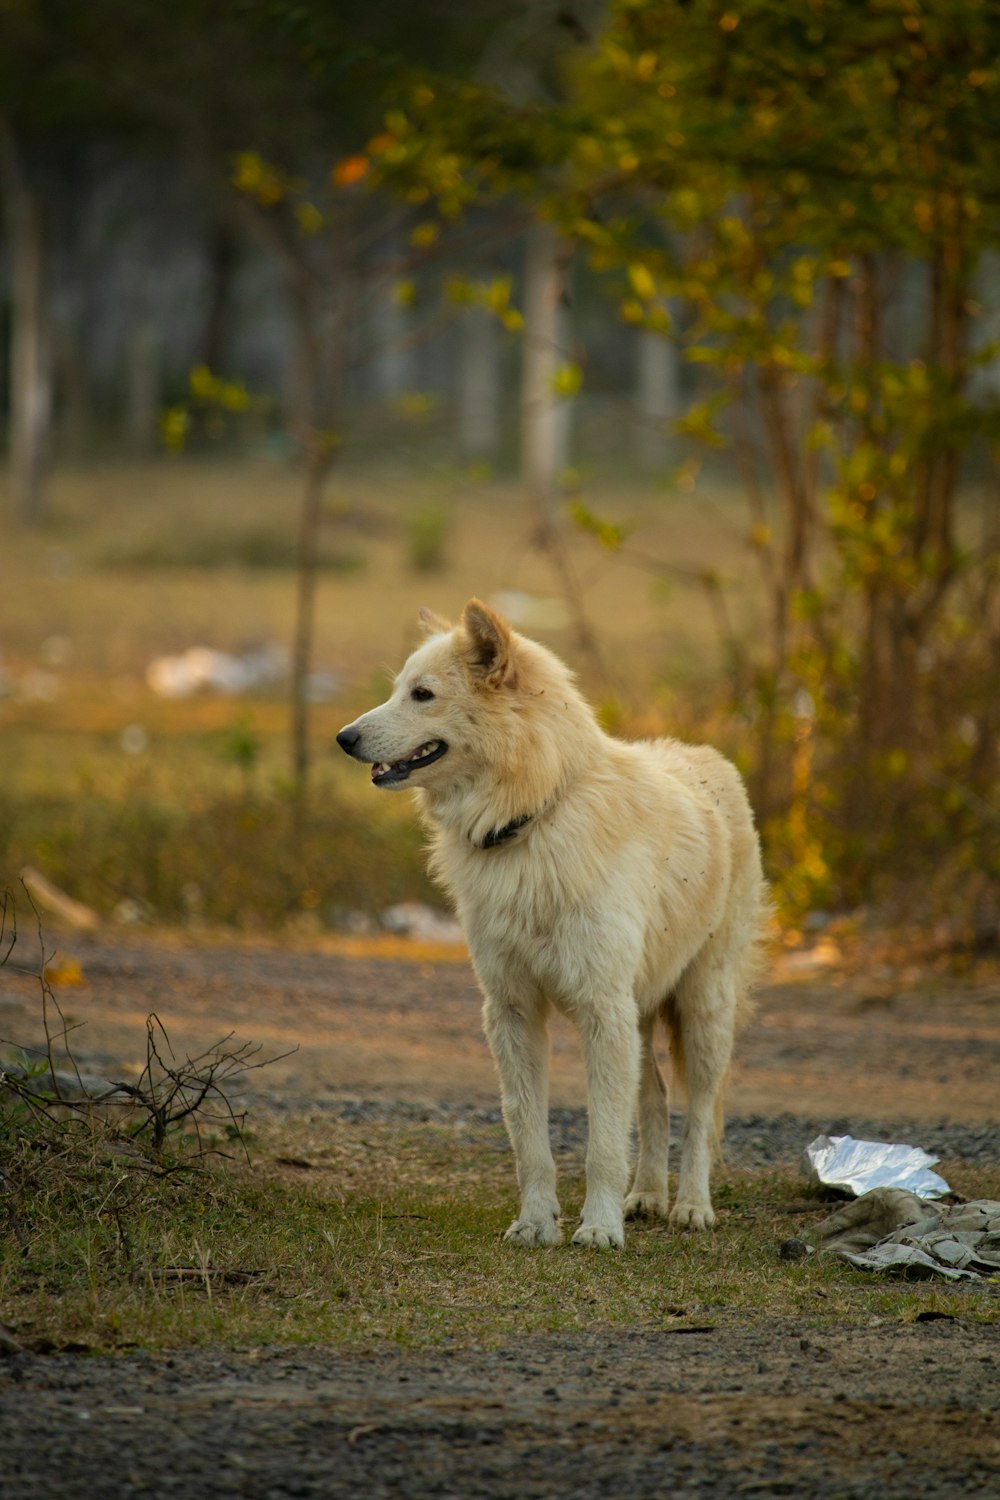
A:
[371,247,417,399]
[286,264,350,816]
[634,324,679,470]
[53,316,90,456]
[458,303,500,461]
[520,220,572,543]
[290,438,332,802]
[518,222,605,674]
[125,318,160,455]
[200,214,238,372]
[0,123,51,524]
[288,277,325,813]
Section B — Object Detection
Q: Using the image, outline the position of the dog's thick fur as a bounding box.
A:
[338,599,768,1248]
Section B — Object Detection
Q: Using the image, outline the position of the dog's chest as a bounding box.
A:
[456,844,649,1001]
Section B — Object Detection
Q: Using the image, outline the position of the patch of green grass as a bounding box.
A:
[100,523,366,574]
[3,1115,995,1355]
[405,504,452,573]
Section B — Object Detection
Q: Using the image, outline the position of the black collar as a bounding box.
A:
[475,812,533,850]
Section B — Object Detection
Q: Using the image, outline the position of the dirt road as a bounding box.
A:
[3,932,998,1124]
[4,1318,998,1499]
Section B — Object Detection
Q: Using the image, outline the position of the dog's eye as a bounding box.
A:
[411,686,435,702]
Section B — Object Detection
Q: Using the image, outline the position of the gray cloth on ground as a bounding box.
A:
[801,1188,1000,1281]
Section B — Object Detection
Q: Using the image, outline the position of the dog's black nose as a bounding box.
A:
[336,723,362,756]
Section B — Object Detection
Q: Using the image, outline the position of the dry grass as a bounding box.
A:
[3,1109,995,1355]
[0,455,764,929]
[0,454,759,700]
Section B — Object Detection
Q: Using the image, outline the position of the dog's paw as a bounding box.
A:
[503,1215,562,1247]
[571,1221,624,1250]
[624,1191,670,1220]
[670,1201,716,1231]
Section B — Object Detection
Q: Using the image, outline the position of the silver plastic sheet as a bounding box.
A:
[803,1133,952,1199]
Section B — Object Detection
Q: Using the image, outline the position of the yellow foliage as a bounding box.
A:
[410,221,439,248]
[161,407,189,452]
[44,956,85,987]
[231,151,285,207]
[575,135,605,167]
[295,202,324,236]
[551,362,583,398]
[569,502,626,551]
[627,262,657,301]
[394,391,440,420]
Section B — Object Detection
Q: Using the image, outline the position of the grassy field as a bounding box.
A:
[4,1104,994,1356]
[2,462,996,1357]
[1,453,761,704]
[1,455,765,929]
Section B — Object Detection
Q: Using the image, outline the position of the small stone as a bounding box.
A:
[779,1237,811,1261]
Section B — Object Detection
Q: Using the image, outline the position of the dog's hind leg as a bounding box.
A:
[624,1012,671,1220]
[669,953,738,1230]
[572,1000,640,1249]
[483,994,562,1246]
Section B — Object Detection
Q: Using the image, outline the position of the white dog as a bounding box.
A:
[338,599,769,1248]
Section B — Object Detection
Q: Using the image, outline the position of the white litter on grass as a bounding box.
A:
[40,634,73,668]
[146,643,288,698]
[120,724,149,755]
[112,897,154,926]
[804,1133,952,1200]
[382,902,465,945]
[488,591,570,631]
[19,668,60,703]
[305,669,340,703]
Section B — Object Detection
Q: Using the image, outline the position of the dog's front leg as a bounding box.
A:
[483,995,562,1246]
[573,1003,640,1249]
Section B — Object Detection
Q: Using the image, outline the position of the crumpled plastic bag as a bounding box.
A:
[803,1133,952,1199]
[792,1187,1000,1281]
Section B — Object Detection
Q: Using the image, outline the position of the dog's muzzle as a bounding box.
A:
[336,723,363,757]
[336,723,449,787]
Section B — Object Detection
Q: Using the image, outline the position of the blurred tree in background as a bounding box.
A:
[3,0,1000,936]
[366,0,1000,936]
[0,0,521,805]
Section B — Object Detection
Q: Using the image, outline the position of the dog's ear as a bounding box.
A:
[418,606,452,636]
[462,598,515,688]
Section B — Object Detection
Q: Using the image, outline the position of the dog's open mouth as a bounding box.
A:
[371,740,448,787]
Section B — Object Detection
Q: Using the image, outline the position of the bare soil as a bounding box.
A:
[4,1318,998,1499]
[4,931,999,1123]
[2,933,999,1498]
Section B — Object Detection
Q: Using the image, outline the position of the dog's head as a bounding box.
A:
[336,599,517,791]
